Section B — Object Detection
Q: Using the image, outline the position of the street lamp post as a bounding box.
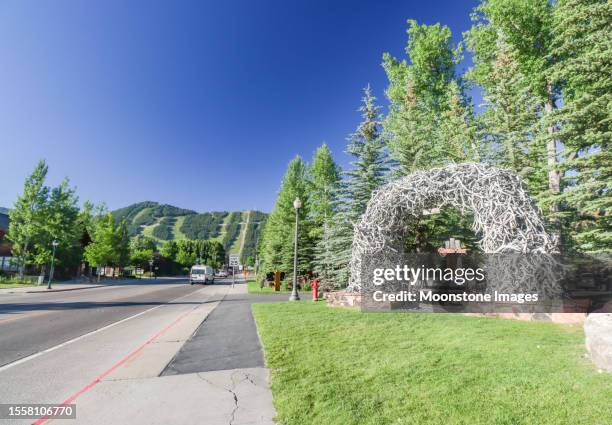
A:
[289,197,301,301]
[149,259,154,279]
[48,240,58,289]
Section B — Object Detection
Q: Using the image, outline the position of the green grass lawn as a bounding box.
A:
[252,302,612,425]
[0,279,37,289]
[246,279,290,293]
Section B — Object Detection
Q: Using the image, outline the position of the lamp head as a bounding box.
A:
[293,197,302,210]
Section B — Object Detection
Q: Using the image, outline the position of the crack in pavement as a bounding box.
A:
[196,370,261,425]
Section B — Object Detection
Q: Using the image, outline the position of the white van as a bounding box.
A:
[190,265,215,285]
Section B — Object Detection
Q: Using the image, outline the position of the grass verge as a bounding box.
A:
[252,302,612,425]
[0,280,37,289]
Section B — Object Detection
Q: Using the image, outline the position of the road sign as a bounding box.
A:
[229,254,240,267]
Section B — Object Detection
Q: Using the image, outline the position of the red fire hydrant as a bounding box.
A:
[311,279,319,302]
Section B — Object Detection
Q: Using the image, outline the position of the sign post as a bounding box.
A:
[229,254,240,287]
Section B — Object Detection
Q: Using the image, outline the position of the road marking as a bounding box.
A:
[32,304,200,425]
[0,286,206,373]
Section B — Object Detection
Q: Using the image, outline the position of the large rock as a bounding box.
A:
[584,313,612,372]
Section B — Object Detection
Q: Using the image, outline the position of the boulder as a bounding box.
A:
[584,313,612,372]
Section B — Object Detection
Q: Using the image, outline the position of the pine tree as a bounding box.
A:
[550,0,612,252]
[325,86,389,288]
[308,144,341,284]
[259,156,311,282]
[471,41,548,196]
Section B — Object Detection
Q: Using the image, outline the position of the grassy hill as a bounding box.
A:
[112,202,267,262]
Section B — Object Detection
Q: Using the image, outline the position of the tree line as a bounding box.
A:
[258,0,610,289]
[6,161,226,280]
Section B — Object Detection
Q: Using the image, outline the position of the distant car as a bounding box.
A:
[216,269,228,278]
[190,265,215,285]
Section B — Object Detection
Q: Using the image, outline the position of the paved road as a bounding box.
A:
[0,278,201,367]
[0,278,279,425]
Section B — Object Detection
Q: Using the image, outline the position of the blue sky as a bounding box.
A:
[0,0,479,212]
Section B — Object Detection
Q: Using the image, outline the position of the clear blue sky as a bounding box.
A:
[0,0,479,213]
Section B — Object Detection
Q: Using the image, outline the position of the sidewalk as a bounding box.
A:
[47,281,279,425]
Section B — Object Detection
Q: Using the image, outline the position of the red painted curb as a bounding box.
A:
[31,305,196,425]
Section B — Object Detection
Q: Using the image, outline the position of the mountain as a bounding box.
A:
[112,202,267,262]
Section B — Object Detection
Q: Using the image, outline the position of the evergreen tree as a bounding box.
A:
[471,41,548,195]
[259,156,311,282]
[324,86,389,288]
[550,0,612,252]
[307,144,341,241]
[308,144,341,284]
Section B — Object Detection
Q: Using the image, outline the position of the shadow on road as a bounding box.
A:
[0,299,224,315]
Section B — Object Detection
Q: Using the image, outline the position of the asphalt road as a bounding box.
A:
[0,278,202,368]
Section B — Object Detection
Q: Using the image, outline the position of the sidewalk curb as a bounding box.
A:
[24,284,107,294]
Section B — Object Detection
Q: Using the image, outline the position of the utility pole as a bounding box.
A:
[47,240,58,289]
[289,197,301,301]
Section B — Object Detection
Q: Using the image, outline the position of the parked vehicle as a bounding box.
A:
[190,265,215,285]
[216,269,228,278]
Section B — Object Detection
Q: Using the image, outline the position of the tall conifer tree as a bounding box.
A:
[324,86,389,288]
[550,0,611,252]
[308,144,341,284]
[259,156,311,282]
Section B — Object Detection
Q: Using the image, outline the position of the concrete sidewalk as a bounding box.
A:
[47,281,278,425]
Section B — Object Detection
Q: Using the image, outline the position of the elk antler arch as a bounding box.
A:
[348,163,556,291]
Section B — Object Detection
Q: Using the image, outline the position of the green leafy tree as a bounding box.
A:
[34,179,81,275]
[129,235,157,268]
[175,240,196,268]
[383,20,464,174]
[8,161,49,279]
[465,0,563,233]
[438,80,479,163]
[84,213,118,281]
[160,240,178,259]
[8,161,81,279]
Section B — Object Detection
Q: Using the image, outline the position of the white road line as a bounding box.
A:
[0,286,208,373]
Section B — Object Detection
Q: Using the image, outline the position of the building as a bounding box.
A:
[0,207,15,271]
